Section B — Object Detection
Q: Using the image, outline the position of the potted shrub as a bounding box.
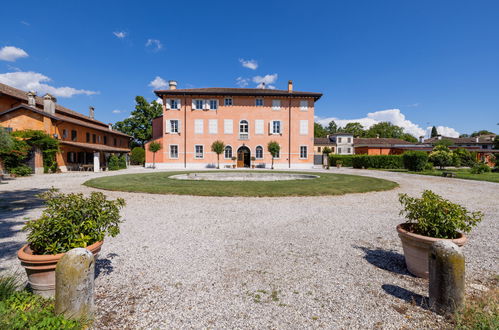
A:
[336,160,343,169]
[397,190,482,278]
[17,189,125,297]
[251,156,256,169]
[231,156,237,168]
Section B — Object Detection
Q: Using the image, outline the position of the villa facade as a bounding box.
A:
[145,81,322,169]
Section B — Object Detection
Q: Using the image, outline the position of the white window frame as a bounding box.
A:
[255,98,263,106]
[338,147,342,154]
[347,147,352,154]
[224,119,233,134]
[239,120,249,133]
[194,119,204,134]
[209,99,218,110]
[193,99,205,110]
[271,120,281,135]
[224,98,233,106]
[299,145,308,159]
[300,100,308,111]
[169,144,179,159]
[347,137,352,143]
[299,120,308,135]
[255,145,264,159]
[170,119,179,133]
[194,145,204,159]
[224,145,233,159]
[272,99,281,110]
[208,119,218,134]
[338,137,342,143]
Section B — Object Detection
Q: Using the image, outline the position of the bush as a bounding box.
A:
[470,163,491,174]
[118,155,127,169]
[402,151,429,172]
[23,189,125,255]
[429,145,454,169]
[424,162,434,171]
[130,147,145,165]
[329,155,354,167]
[9,165,32,176]
[351,155,404,169]
[108,154,120,171]
[399,190,483,239]
[453,148,477,167]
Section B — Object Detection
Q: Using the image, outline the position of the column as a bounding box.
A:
[93,152,100,172]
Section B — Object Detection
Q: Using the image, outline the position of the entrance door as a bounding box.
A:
[237,146,251,168]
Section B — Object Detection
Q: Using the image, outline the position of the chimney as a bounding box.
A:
[108,123,113,130]
[475,136,479,143]
[43,93,56,114]
[288,80,293,93]
[169,80,177,90]
[27,91,36,106]
[376,134,380,139]
[89,106,95,119]
[419,136,424,143]
[437,135,442,140]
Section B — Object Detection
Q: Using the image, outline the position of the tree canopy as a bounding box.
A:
[431,126,438,138]
[314,123,328,138]
[113,96,163,147]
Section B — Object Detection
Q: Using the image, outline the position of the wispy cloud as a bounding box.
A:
[252,73,278,89]
[405,103,420,107]
[239,58,258,70]
[0,46,29,62]
[0,71,98,98]
[6,64,22,72]
[146,39,163,51]
[236,77,249,87]
[112,109,123,114]
[149,76,167,89]
[20,21,30,26]
[113,31,127,39]
[315,109,460,138]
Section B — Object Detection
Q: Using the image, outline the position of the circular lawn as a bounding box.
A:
[84,171,398,197]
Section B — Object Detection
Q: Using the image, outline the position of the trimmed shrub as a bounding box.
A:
[130,147,145,165]
[470,163,491,174]
[351,155,404,169]
[402,151,429,172]
[329,155,354,167]
[108,154,120,171]
[118,155,127,169]
[10,165,32,176]
[424,162,434,171]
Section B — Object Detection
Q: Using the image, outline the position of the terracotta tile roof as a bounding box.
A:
[0,104,59,121]
[314,137,334,145]
[60,141,130,153]
[353,138,411,146]
[155,87,322,100]
[55,113,131,137]
[424,136,495,144]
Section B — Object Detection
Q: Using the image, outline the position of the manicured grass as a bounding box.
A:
[84,171,398,197]
[376,168,499,183]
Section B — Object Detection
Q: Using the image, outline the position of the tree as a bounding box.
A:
[148,141,162,169]
[431,126,438,138]
[327,121,338,135]
[211,140,225,169]
[471,130,494,137]
[459,134,470,138]
[434,138,454,147]
[314,122,328,138]
[267,141,280,170]
[342,122,365,137]
[400,133,418,143]
[366,122,404,139]
[130,147,145,165]
[429,145,454,169]
[113,96,163,147]
[0,128,14,152]
[453,148,476,167]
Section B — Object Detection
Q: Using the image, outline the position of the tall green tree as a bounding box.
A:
[431,126,438,138]
[148,141,162,169]
[327,121,338,135]
[211,140,225,169]
[314,122,328,138]
[342,122,365,137]
[400,133,418,143]
[429,145,454,169]
[113,96,163,147]
[267,141,280,170]
[470,130,494,137]
[0,128,14,152]
[366,122,404,139]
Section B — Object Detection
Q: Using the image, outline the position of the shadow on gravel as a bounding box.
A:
[382,284,429,310]
[95,253,118,278]
[354,246,415,277]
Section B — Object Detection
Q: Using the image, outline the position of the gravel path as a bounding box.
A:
[1,167,497,329]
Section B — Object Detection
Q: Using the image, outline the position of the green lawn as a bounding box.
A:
[84,171,398,197]
[379,168,499,183]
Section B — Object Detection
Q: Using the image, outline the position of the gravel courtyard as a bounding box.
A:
[1,167,497,329]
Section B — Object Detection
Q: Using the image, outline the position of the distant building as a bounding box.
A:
[0,83,131,173]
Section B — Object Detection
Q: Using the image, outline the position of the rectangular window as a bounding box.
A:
[318,147,322,152]
[209,99,218,110]
[224,98,233,106]
[224,119,233,134]
[92,134,96,143]
[255,98,263,106]
[104,136,107,145]
[347,137,352,143]
[299,120,308,135]
[170,145,179,159]
[194,99,204,110]
[255,120,264,135]
[114,138,117,146]
[170,120,179,133]
[170,99,179,110]
[300,146,308,159]
[275,149,280,159]
[338,147,342,154]
[300,100,308,110]
[194,119,204,134]
[86,132,90,142]
[208,119,218,134]
[98,136,101,143]
[338,137,342,143]
[272,99,281,110]
[71,130,77,141]
[271,120,281,134]
[62,129,68,139]
[347,147,352,154]
[195,145,204,159]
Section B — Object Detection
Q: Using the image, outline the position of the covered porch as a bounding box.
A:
[59,141,130,172]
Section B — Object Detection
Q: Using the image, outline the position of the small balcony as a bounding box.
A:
[239,133,249,140]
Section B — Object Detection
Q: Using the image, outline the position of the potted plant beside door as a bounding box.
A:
[231,156,237,168]
[251,156,256,169]
[397,190,483,278]
[17,188,126,297]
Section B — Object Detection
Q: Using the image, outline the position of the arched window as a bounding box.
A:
[239,120,249,133]
[224,145,233,159]
[255,146,263,159]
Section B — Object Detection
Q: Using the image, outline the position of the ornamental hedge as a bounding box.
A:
[402,151,429,172]
[352,155,404,169]
[329,155,354,167]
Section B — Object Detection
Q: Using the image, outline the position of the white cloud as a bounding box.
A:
[253,73,278,89]
[146,39,163,51]
[0,71,98,98]
[148,76,167,89]
[315,109,460,138]
[155,97,163,105]
[0,46,29,62]
[239,58,258,70]
[112,109,123,114]
[113,31,127,39]
[236,77,249,87]
[20,21,30,26]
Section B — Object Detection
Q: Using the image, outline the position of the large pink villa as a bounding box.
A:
[145,81,322,169]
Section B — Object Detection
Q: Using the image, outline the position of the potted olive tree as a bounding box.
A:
[17,189,126,297]
[397,190,483,278]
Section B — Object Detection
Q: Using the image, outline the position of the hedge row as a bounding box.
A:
[329,155,354,167]
[352,155,404,169]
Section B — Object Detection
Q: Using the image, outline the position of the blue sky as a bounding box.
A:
[1,0,498,137]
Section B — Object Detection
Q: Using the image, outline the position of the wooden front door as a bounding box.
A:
[237,146,250,168]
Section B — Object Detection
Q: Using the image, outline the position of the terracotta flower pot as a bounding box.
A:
[396,223,466,279]
[17,241,103,297]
